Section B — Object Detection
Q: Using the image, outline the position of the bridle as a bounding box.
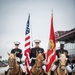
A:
[8,56,20,75]
[31,57,44,75]
[56,62,67,75]
[9,66,20,75]
[8,58,16,70]
[59,63,66,71]
[31,63,43,75]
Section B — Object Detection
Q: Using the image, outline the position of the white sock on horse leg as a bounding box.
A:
[51,65,57,71]
[20,64,25,72]
[66,65,72,72]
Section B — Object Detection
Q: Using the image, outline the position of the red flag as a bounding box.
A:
[24,15,30,74]
[46,12,56,73]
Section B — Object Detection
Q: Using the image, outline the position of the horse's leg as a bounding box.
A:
[73,72,75,75]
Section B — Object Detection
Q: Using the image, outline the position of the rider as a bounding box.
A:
[72,59,75,70]
[50,42,72,75]
[5,41,25,75]
[30,39,46,75]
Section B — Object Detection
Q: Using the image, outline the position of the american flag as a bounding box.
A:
[24,14,30,74]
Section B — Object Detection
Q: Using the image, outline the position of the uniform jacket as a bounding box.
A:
[30,47,45,66]
[11,48,22,63]
[56,49,68,58]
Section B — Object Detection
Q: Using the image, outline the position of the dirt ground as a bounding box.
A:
[0,73,4,75]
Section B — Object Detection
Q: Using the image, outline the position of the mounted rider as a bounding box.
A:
[5,41,25,75]
[30,39,47,75]
[50,42,72,75]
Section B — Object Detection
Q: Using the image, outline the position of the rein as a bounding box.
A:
[31,69,43,75]
[59,63,66,70]
[9,65,20,75]
[31,72,42,75]
[56,62,67,75]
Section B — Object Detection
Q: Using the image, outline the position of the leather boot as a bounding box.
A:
[44,73,47,75]
[5,71,7,75]
[68,72,72,75]
[22,72,25,75]
[50,71,54,75]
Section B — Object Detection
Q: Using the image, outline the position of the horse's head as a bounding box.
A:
[8,53,17,70]
[35,52,44,68]
[30,52,44,75]
[59,54,67,71]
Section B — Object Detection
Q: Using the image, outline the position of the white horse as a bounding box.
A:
[56,54,68,75]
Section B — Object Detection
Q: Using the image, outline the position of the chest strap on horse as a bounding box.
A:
[56,67,67,75]
[9,66,20,75]
[31,71,43,75]
[31,71,35,75]
[31,68,43,75]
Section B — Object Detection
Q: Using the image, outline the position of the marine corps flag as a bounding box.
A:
[46,12,56,73]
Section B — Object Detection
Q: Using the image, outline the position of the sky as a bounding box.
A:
[0,0,75,60]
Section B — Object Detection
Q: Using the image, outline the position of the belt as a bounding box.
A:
[31,57,36,60]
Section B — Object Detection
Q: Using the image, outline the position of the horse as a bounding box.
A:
[30,52,45,75]
[72,64,75,75]
[56,54,68,75]
[7,53,22,75]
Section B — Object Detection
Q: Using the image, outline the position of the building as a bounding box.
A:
[55,28,75,55]
[0,56,2,61]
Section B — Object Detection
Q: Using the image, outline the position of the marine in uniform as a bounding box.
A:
[30,39,46,75]
[72,59,75,71]
[11,41,22,64]
[51,43,72,75]
[30,40,45,66]
[5,41,25,75]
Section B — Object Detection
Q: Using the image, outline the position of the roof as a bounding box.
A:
[56,28,75,43]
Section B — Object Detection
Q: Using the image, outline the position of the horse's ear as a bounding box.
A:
[7,52,10,56]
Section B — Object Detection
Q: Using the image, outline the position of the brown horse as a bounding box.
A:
[73,71,75,75]
[72,67,75,75]
[56,54,68,75]
[7,53,22,75]
[30,52,44,75]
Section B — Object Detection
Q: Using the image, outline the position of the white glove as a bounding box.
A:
[16,57,20,62]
